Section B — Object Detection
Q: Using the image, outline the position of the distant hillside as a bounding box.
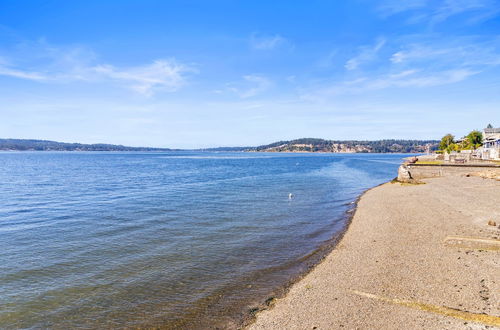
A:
[250,138,439,153]
[0,138,439,153]
[0,139,172,151]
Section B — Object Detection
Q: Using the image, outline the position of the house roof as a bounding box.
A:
[484,127,500,133]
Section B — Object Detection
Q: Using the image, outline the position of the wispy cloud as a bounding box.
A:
[316,50,338,69]
[0,63,48,81]
[375,69,478,88]
[250,33,289,50]
[92,60,194,96]
[0,40,195,96]
[228,74,272,98]
[432,0,500,23]
[345,38,386,70]
[390,37,500,67]
[301,68,478,101]
[378,0,427,16]
[378,0,500,25]
[303,35,500,102]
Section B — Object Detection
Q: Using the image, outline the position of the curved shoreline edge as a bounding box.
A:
[236,182,387,329]
[165,180,384,330]
[246,176,500,329]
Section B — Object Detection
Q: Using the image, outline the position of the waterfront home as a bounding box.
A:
[481,126,500,160]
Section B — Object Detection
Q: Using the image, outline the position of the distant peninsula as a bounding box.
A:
[0,139,173,152]
[0,138,439,153]
[247,138,439,153]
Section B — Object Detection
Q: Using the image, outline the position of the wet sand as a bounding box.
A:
[248,176,500,329]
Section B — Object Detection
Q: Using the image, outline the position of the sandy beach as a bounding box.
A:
[248,176,500,329]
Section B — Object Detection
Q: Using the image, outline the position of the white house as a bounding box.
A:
[481,126,500,160]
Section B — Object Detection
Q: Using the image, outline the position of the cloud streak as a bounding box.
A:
[378,0,500,25]
[304,34,500,102]
[0,41,195,96]
[250,33,289,50]
[378,0,427,16]
[92,60,194,96]
[228,74,272,98]
[0,66,48,81]
[301,68,479,101]
[391,41,500,67]
[345,38,386,70]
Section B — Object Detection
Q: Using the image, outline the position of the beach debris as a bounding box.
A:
[487,220,497,226]
[443,235,500,251]
[468,170,500,181]
[249,307,260,316]
[351,290,500,327]
[265,297,276,307]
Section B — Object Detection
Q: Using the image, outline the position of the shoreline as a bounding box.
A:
[216,183,388,330]
[175,187,369,329]
[247,175,500,329]
[233,187,371,328]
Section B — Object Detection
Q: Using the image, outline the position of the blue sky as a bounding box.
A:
[0,0,499,148]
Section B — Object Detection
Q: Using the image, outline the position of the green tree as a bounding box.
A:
[439,134,455,151]
[446,143,459,153]
[465,130,483,149]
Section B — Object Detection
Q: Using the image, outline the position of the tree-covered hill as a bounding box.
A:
[0,138,439,153]
[250,138,439,153]
[0,139,172,151]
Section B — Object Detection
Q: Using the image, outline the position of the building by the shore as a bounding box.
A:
[481,125,500,160]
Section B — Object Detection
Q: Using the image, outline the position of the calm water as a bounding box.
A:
[0,152,407,328]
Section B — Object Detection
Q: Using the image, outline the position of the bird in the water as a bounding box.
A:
[288,193,294,199]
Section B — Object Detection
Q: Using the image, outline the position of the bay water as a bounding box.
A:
[0,152,407,328]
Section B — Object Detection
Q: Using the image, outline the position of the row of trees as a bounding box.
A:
[0,139,173,151]
[253,138,439,153]
[439,130,483,153]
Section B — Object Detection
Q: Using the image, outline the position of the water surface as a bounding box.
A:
[0,152,407,328]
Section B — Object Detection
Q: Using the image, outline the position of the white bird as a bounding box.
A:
[288,193,294,199]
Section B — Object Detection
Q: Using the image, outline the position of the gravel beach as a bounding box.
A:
[248,176,500,329]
